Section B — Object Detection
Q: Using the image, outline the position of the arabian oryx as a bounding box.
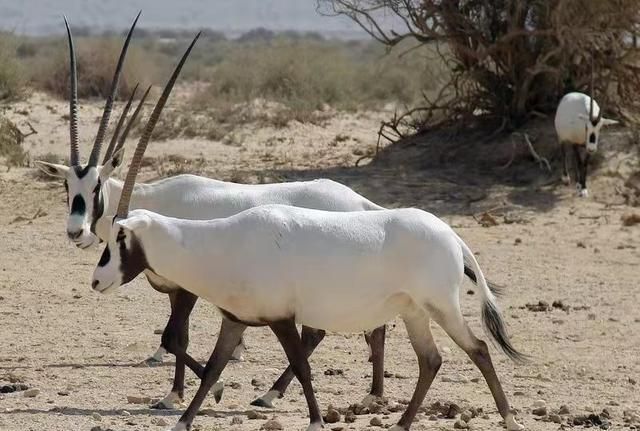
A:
[34,14,497,412]
[90,29,527,431]
[555,74,618,197]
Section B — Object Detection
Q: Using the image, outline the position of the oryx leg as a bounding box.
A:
[433,304,524,431]
[388,309,441,431]
[269,319,323,431]
[251,325,325,408]
[171,318,247,431]
[362,325,386,406]
[560,141,571,185]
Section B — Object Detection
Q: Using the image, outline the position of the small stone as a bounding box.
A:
[454,419,468,429]
[325,408,341,423]
[533,400,547,408]
[229,381,241,389]
[57,390,69,396]
[630,377,637,385]
[247,410,268,420]
[558,405,571,415]
[261,419,283,430]
[152,417,168,426]
[429,415,438,421]
[324,368,344,376]
[23,388,39,398]
[533,406,547,416]
[470,377,480,383]
[344,411,356,423]
[513,391,525,396]
[384,370,394,378]
[121,410,131,416]
[577,241,586,248]
[154,329,163,334]
[370,416,383,427]
[461,410,473,423]
[331,427,344,431]
[251,378,266,388]
[588,313,597,320]
[446,403,461,419]
[514,238,522,245]
[549,414,562,424]
[231,416,243,425]
[91,412,102,421]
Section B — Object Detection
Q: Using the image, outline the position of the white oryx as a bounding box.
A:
[555,69,618,197]
[90,30,526,431]
[36,14,495,411]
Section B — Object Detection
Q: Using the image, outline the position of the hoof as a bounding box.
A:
[505,413,525,431]
[151,392,183,410]
[579,188,589,198]
[212,380,224,404]
[561,174,570,185]
[167,422,189,431]
[230,342,245,361]
[250,389,280,409]
[139,356,163,367]
[250,397,274,409]
[388,426,406,431]
[306,422,323,431]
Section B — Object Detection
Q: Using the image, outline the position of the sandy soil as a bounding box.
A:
[0,92,639,431]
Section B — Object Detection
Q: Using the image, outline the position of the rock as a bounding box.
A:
[549,414,562,424]
[630,377,637,385]
[57,390,69,396]
[23,388,39,398]
[533,400,546,408]
[121,410,131,417]
[344,411,356,423]
[91,412,102,421]
[383,370,394,378]
[369,416,383,427]
[461,410,473,423]
[261,419,283,430]
[532,406,547,416]
[126,395,151,404]
[514,238,522,245]
[429,415,438,421]
[558,405,571,415]
[577,241,586,248]
[525,301,550,312]
[324,368,344,376]
[251,378,266,388]
[229,381,241,389]
[152,417,168,426]
[454,419,469,429]
[331,427,344,431]
[247,410,268,420]
[446,403,461,419]
[325,408,341,423]
[470,377,480,383]
[231,416,243,425]
[513,391,525,396]
[154,328,163,334]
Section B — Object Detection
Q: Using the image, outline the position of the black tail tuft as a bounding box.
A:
[482,300,529,363]
[464,265,504,297]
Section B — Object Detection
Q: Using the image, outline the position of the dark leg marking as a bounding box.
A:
[176,319,247,429]
[269,319,323,428]
[368,325,386,398]
[251,325,325,408]
[151,289,198,410]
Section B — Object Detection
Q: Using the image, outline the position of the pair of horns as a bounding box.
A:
[64,11,141,166]
[116,32,201,218]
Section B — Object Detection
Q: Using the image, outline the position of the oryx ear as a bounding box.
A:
[601,118,619,126]
[33,161,70,178]
[115,212,151,234]
[100,147,125,179]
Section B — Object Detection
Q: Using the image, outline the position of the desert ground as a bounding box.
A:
[0,90,639,431]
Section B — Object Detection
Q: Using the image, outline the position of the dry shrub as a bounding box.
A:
[0,35,26,101]
[0,118,29,168]
[32,37,155,100]
[321,0,640,139]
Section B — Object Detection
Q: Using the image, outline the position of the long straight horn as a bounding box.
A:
[102,83,139,163]
[589,54,596,124]
[88,11,141,167]
[116,33,200,218]
[63,16,80,166]
[113,85,152,156]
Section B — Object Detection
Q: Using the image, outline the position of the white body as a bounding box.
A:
[97,205,466,332]
[96,175,382,289]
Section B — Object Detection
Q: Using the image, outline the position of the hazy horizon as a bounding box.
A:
[0,0,371,39]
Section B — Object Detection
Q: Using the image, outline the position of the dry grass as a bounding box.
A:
[0,117,29,168]
[0,35,26,101]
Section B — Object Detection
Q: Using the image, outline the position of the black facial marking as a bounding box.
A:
[90,179,104,235]
[73,165,93,179]
[97,245,111,267]
[588,133,596,144]
[117,228,151,285]
[70,194,86,215]
[63,180,69,203]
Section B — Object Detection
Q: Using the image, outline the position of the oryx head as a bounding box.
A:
[34,13,151,249]
[579,60,619,154]
[92,32,200,293]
